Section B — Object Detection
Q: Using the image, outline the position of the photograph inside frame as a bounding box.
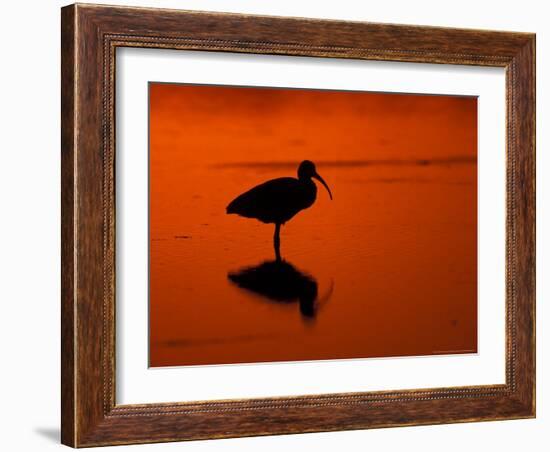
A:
[148,82,478,368]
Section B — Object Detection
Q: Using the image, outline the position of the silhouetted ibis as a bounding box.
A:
[226,160,332,260]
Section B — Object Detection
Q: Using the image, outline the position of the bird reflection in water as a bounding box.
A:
[228,260,333,321]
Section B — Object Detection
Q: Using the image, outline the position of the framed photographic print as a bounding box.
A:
[61,3,535,447]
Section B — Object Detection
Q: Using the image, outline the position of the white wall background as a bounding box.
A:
[0,1,545,450]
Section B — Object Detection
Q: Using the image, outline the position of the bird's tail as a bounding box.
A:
[226,199,238,214]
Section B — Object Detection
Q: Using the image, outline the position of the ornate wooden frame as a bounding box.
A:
[61,3,535,447]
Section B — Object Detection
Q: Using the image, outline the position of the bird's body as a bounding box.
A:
[226,176,317,225]
[226,160,332,260]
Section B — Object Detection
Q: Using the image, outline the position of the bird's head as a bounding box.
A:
[297,160,333,200]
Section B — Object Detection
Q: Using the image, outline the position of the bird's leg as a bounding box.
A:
[274,223,281,262]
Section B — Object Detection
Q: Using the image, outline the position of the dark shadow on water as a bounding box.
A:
[228,260,328,322]
[157,332,279,348]
[349,177,474,185]
[212,156,475,170]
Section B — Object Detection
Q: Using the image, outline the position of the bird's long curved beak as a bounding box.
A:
[313,173,333,200]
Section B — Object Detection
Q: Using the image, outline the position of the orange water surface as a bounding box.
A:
[149,83,477,367]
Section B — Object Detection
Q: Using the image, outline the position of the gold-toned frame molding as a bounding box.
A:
[61,3,535,447]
